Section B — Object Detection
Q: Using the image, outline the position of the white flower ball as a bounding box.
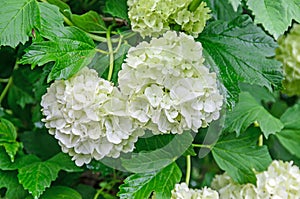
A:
[171,183,219,199]
[256,160,300,199]
[118,31,223,135]
[41,67,144,166]
[211,173,257,199]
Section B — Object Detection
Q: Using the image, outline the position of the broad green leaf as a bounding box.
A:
[47,152,83,172]
[204,0,242,21]
[71,11,106,33]
[0,118,20,161]
[104,0,129,21]
[225,92,284,137]
[280,103,300,129]
[0,170,29,199]
[40,186,82,199]
[19,130,60,160]
[18,161,60,198]
[8,85,35,108]
[0,0,40,47]
[276,103,300,159]
[17,153,82,198]
[118,163,181,199]
[239,83,276,104]
[0,147,41,170]
[247,0,300,38]
[198,15,282,107]
[38,2,64,39]
[121,132,193,173]
[0,118,17,141]
[19,27,96,82]
[212,127,272,184]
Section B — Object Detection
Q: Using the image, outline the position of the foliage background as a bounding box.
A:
[0,0,299,198]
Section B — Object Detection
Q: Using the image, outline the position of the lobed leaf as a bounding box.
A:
[104,0,129,21]
[19,27,96,82]
[225,92,284,137]
[0,0,40,47]
[40,186,82,199]
[198,15,282,107]
[0,118,20,161]
[118,163,181,199]
[212,127,272,184]
[247,0,300,38]
[0,170,29,199]
[276,103,300,159]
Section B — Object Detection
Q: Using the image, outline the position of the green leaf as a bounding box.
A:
[239,83,276,104]
[276,103,300,159]
[38,2,64,39]
[118,163,181,199]
[40,186,82,199]
[104,0,129,21]
[228,0,241,11]
[121,132,193,173]
[204,0,243,21]
[8,85,35,109]
[0,0,40,47]
[0,118,20,161]
[247,0,300,38]
[0,170,29,199]
[19,130,60,160]
[19,27,96,82]
[71,11,106,33]
[225,92,284,137]
[198,15,282,107]
[18,161,60,198]
[17,153,82,198]
[212,127,272,184]
[47,152,83,172]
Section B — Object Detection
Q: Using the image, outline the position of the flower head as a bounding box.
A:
[276,24,300,96]
[127,0,210,38]
[41,67,144,166]
[171,183,219,199]
[118,31,223,135]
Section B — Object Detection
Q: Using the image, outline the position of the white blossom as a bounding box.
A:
[171,183,219,199]
[118,31,223,135]
[41,67,144,166]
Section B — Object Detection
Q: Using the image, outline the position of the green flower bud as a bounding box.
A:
[276,24,300,96]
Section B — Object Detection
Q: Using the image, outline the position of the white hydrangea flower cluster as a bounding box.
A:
[41,67,144,166]
[118,31,223,135]
[211,172,257,199]
[256,160,300,198]
[127,0,211,38]
[276,24,300,96]
[170,183,219,199]
[211,160,300,199]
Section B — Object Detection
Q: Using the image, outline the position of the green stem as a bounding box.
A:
[185,155,191,185]
[113,35,123,53]
[95,48,109,54]
[63,16,74,26]
[258,135,263,146]
[87,33,107,42]
[93,187,105,199]
[192,143,212,149]
[0,75,13,105]
[107,25,115,81]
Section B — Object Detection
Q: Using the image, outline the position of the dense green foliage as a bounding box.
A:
[0,0,299,198]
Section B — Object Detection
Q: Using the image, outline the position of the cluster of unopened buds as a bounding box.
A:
[41,31,223,166]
